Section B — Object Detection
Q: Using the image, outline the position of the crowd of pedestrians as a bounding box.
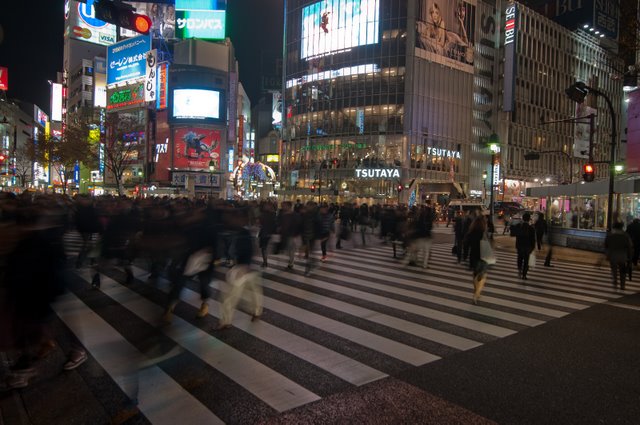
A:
[2,191,638,393]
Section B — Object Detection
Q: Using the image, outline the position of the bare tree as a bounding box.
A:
[103,112,144,195]
[30,118,97,194]
[14,142,35,188]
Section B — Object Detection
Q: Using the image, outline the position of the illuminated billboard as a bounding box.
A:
[301,0,379,60]
[0,66,7,91]
[34,106,48,128]
[157,62,169,110]
[94,71,107,107]
[51,83,63,122]
[172,89,221,120]
[107,35,151,85]
[66,0,117,46]
[175,9,226,40]
[107,82,145,111]
[415,0,476,74]
[627,90,640,173]
[173,128,222,170]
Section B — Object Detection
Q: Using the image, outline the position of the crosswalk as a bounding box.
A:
[58,231,633,423]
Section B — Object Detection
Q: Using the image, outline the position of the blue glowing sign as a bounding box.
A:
[107,34,151,85]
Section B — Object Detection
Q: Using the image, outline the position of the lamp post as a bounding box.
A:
[486,133,500,219]
[565,81,617,231]
[208,160,215,199]
[482,170,487,204]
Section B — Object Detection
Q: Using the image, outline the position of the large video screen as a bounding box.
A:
[172,89,220,120]
[301,0,379,60]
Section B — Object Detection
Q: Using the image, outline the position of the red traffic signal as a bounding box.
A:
[310,184,316,193]
[397,184,403,192]
[94,0,152,35]
[583,163,595,182]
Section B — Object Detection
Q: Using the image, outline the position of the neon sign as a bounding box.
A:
[355,169,400,179]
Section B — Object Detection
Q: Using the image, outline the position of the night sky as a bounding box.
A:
[0,0,283,114]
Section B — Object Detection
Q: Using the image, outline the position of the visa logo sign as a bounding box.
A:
[100,34,115,43]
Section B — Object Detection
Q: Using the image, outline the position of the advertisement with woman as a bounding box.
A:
[174,128,221,170]
[416,0,476,73]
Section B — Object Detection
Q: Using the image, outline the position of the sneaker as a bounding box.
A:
[63,350,88,370]
[196,302,209,318]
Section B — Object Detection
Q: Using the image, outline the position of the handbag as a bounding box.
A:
[529,251,536,269]
[183,248,213,277]
[480,236,497,265]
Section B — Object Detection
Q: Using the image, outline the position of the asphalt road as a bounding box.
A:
[1,229,638,424]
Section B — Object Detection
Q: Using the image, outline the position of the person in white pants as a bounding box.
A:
[216,211,263,330]
[218,265,263,329]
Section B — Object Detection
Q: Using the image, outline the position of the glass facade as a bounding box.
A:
[283,0,408,201]
[281,0,624,207]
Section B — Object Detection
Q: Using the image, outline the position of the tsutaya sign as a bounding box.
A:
[426,147,461,159]
[355,168,400,179]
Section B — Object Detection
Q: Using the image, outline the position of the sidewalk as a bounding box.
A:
[492,232,606,267]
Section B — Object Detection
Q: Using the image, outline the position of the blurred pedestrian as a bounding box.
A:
[515,212,536,280]
[216,209,263,330]
[465,215,488,304]
[605,221,633,290]
[258,202,277,268]
[534,211,547,250]
[626,218,640,269]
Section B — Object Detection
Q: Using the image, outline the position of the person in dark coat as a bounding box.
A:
[626,218,640,268]
[515,212,536,280]
[534,212,547,250]
[465,215,487,304]
[258,202,277,268]
[317,203,334,261]
[605,221,633,290]
[453,210,465,263]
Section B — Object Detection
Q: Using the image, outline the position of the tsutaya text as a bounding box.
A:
[426,147,461,159]
[355,169,401,178]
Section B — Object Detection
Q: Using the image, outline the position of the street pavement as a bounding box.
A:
[1,227,638,424]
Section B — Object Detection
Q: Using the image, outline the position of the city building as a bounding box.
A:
[279,0,623,217]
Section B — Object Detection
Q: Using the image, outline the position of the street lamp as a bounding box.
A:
[482,170,487,203]
[208,160,215,199]
[565,81,617,231]
[485,133,500,219]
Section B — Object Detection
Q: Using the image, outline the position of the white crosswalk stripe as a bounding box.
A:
[60,233,632,423]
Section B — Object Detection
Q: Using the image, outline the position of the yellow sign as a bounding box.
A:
[266,154,280,162]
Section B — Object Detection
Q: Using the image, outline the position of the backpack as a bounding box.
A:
[510,222,522,237]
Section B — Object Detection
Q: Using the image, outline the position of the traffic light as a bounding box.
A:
[583,163,595,182]
[94,0,152,34]
[397,184,403,193]
[310,184,316,193]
